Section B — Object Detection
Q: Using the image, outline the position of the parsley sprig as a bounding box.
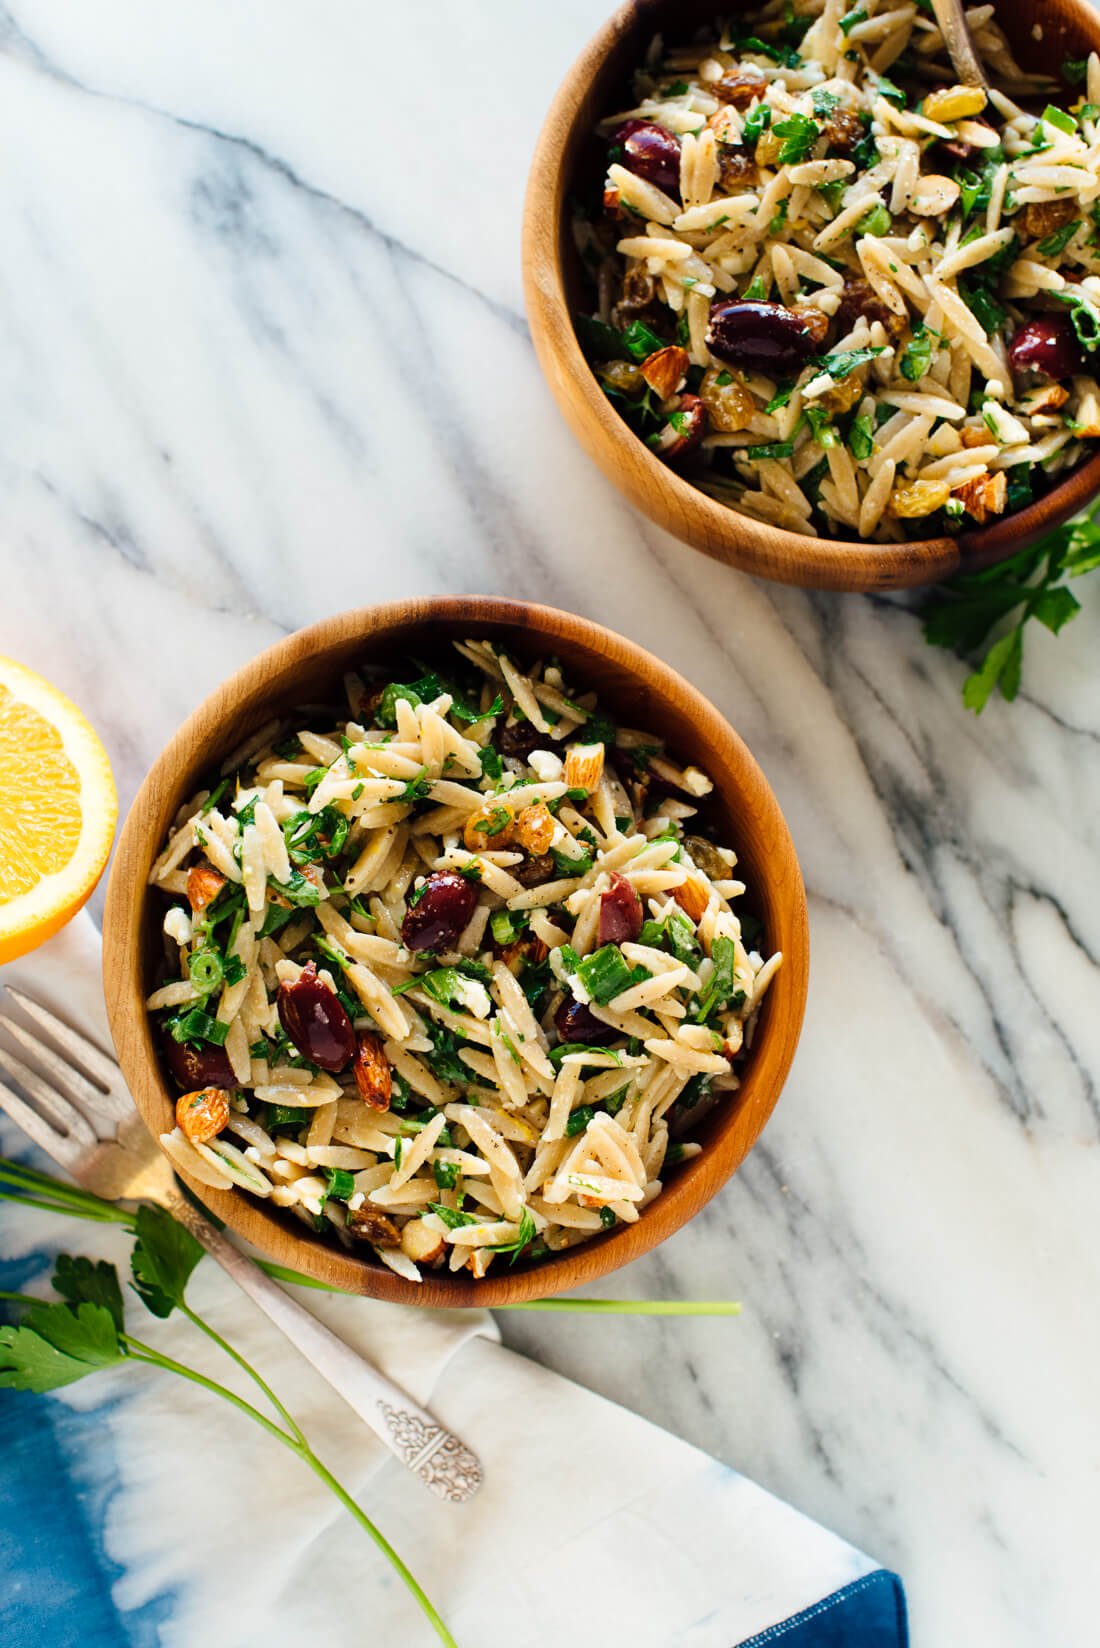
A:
[921,498,1100,711]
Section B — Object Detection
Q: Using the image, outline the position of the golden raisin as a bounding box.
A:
[889,479,952,518]
[348,1206,402,1248]
[463,801,515,852]
[1019,197,1079,242]
[699,366,756,432]
[514,803,555,855]
[712,68,767,108]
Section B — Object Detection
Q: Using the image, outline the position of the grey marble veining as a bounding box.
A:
[2,3,1098,1643]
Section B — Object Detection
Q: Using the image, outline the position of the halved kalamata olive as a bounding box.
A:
[160,1031,236,1092]
[401,871,479,952]
[598,873,643,946]
[706,299,816,377]
[1008,314,1085,382]
[612,119,682,194]
[554,997,618,1045]
[277,960,356,1072]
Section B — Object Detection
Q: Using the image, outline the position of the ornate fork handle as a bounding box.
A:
[162,1189,482,1503]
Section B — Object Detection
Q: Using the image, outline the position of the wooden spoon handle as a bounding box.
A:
[930,0,988,87]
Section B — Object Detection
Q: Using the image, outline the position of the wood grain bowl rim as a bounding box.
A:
[102,596,809,1307]
[521,0,1100,593]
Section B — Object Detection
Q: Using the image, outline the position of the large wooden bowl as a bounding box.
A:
[523,0,1100,592]
[103,598,809,1307]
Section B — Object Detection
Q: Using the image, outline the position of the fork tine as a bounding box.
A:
[0,1017,113,1130]
[0,1077,91,1172]
[2,987,133,1124]
[4,987,120,1088]
[0,1045,99,1154]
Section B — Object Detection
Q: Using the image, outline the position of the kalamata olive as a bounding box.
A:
[277,960,356,1071]
[401,871,479,952]
[554,997,618,1045]
[598,873,643,946]
[612,119,682,193]
[1008,313,1085,381]
[160,1031,236,1092]
[706,300,817,377]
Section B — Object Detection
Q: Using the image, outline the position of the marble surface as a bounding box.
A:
[1,1,1098,1643]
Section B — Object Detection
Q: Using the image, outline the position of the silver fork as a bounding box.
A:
[0,984,482,1503]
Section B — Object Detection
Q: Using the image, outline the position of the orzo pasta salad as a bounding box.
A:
[146,643,780,1282]
[574,2,1100,541]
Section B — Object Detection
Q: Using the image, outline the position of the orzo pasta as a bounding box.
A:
[146,644,780,1282]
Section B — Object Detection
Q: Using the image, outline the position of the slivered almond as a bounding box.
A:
[639,345,689,400]
[514,803,555,855]
[463,800,516,851]
[187,864,226,912]
[354,1032,392,1111]
[466,1249,494,1278]
[176,1088,230,1144]
[952,470,1006,524]
[909,175,961,217]
[401,1218,446,1264]
[671,873,710,923]
[564,742,605,791]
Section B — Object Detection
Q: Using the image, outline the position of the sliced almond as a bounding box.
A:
[640,345,690,400]
[187,863,226,912]
[671,872,710,924]
[564,742,605,791]
[952,470,1006,524]
[176,1087,230,1144]
[354,1031,392,1111]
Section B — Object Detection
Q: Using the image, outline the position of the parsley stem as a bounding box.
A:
[255,1261,741,1315]
[497,1299,743,1315]
[296,1450,459,1648]
[0,1183,134,1225]
[122,1335,457,1646]
[177,1300,306,1447]
[0,1290,41,1307]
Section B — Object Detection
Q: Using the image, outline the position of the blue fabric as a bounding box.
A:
[739,1571,909,1647]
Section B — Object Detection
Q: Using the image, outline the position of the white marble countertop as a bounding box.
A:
[2,3,1098,1643]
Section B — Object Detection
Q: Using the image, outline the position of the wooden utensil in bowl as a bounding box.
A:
[103,598,809,1307]
[522,0,1100,592]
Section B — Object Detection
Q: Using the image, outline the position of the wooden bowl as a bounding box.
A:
[103,597,808,1307]
[523,0,1100,593]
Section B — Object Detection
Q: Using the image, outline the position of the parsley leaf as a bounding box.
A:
[921,498,1100,710]
[0,1301,122,1392]
[130,1203,204,1319]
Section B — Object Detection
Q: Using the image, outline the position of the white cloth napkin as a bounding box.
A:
[1,918,884,1648]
